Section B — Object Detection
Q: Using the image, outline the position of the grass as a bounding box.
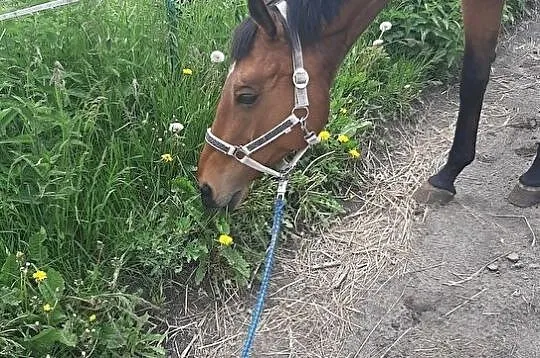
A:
[0,0,529,356]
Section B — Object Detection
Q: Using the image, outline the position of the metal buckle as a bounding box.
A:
[292,106,309,120]
[304,131,320,145]
[231,146,248,160]
[292,68,309,89]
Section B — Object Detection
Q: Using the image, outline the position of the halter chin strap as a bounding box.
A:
[204,0,319,178]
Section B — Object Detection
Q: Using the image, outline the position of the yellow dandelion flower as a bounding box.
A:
[337,134,350,144]
[318,130,331,141]
[218,234,233,246]
[43,303,52,312]
[32,270,47,283]
[89,314,97,322]
[339,108,348,115]
[182,68,193,75]
[349,148,361,159]
[161,153,173,163]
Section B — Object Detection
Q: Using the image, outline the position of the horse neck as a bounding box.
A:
[316,0,390,78]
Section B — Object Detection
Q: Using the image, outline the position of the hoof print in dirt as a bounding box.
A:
[413,182,455,205]
[507,182,540,208]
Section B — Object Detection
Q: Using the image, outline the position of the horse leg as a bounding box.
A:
[508,144,540,207]
[414,0,505,205]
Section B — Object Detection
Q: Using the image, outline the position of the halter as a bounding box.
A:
[205,1,319,179]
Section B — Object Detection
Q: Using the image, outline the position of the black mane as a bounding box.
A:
[231,0,346,61]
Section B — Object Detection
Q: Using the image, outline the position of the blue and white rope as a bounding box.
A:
[240,182,288,358]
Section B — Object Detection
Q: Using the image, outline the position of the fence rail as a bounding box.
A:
[0,0,80,22]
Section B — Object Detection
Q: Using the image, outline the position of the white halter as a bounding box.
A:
[205,1,319,178]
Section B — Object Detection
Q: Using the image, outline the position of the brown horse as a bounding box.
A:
[197,0,540,210]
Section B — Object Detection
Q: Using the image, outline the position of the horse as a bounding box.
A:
[197,0,540,210]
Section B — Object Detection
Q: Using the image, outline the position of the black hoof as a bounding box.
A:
[413,182,455,205]
[507,182,540,208]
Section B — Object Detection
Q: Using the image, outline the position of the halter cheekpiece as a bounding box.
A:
[205,1,319,179]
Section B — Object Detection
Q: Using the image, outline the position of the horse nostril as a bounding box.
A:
[199,183,216,208]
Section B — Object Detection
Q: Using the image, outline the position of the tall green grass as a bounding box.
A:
[0,0,528,355]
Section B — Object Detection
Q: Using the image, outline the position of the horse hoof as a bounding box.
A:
[507,182,540,208]
[413,182,455,205]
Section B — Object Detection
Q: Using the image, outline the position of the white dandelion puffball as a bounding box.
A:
[169,122,184,134]
[379,21,392,32]
[210,50,225,63]
[372,39,384,47]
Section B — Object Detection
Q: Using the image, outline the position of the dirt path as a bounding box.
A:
[167,10,540,358]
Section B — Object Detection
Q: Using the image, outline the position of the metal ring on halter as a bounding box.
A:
[232,147,248,160]
[292,68,309,89]
[292,106,309,120]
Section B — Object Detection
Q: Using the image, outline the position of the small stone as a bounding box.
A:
[506,253,520,263]
[529,263,540,269]
[487,263,499,272]
[511,262,525,269]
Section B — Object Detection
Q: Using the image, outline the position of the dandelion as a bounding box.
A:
[169,122,184,134]
[318,130,331,141]
[89,314,97,322]
[32,270,47,283]
[379,21,393,32]
[349,148,361,159]
[372,39,384,47]
[337,134,350,144]
[218,234,233,246]
[161,153,173,163]
[43,303,52,312]
[210,50,225,63]
[182,68,193,76]
[339,108,348,115]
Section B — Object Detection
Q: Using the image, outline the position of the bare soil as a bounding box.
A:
[167,10,540,358]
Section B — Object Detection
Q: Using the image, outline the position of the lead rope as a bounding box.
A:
[240,177,289,358]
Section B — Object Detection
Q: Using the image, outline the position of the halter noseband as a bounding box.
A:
[205,1,319,178]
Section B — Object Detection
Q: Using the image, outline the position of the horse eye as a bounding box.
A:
[236,93,258,105]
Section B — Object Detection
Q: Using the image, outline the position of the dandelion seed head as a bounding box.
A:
[210,50,225,63]
[379,21,392,32]
[169,122,184,134]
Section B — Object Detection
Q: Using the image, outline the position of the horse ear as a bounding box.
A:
[248,0,277,39]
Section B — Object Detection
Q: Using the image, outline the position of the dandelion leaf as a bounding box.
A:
[0,254,19,286]
[29,227,49,265]
[38,268,65,302]
[26,328,77,353]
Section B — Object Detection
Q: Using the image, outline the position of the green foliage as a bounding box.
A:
[0,234,164,356]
